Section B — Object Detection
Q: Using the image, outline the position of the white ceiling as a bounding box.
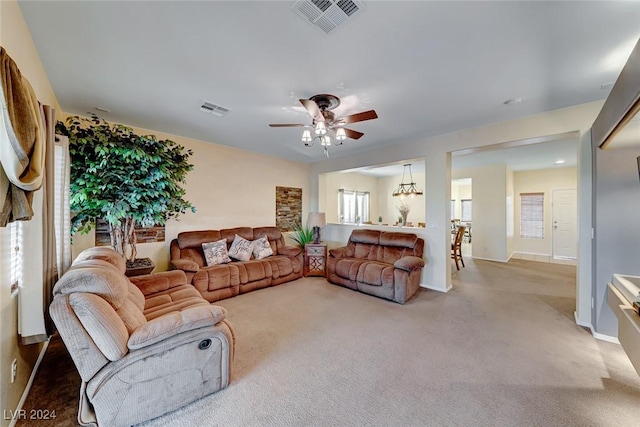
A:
[18,1,640,163]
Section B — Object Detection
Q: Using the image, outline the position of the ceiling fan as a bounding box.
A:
[269,94,378,156]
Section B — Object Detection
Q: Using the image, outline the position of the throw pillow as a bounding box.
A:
[252,236,274,260]
[228,234,254,261]
[202,239,231,266]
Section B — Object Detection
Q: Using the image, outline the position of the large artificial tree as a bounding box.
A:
[57,115,195,264]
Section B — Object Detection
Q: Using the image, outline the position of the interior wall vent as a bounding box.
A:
[199,101,230,117]
[291,0,365,35]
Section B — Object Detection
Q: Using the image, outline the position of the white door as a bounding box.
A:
[552,189,577,259]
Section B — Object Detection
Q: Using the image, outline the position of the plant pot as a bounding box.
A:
[125,257,155,277]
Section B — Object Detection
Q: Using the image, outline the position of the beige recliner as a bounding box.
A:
[50,247,234,427]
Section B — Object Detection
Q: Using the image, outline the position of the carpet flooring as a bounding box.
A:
[17,258,640,426]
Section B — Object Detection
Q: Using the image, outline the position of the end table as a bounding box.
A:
[305,243,327,277]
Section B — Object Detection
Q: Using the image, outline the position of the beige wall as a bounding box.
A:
[513,167,577,256]
[0,1,60,423]
[69,118,311,271]
[453,165,509,262]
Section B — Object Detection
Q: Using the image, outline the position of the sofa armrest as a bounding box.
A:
[128,305,227,350]
[328,247,348,258]
[129,270,189,296]
[278,246,302,257]
[170,259,200,273]
[394,256,425,272]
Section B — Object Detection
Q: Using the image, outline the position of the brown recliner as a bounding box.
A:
[327,229,425,304]
[170,226,303,302]
[50,247,234,427]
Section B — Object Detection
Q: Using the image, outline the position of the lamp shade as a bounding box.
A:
[307,212,326,228]
[315,121,327,135]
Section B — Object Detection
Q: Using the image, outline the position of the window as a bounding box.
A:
[338,189,370,224]
[461,199,472,222]
[451,200,456,220]
[520,193,544,239]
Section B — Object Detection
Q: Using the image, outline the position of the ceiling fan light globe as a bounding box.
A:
[336,127,347,141]
[315,121,327,135]
[302,130,312,142]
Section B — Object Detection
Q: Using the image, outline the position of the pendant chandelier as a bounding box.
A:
[392,164,423,198]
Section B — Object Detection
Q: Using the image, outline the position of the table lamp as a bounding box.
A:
[307,212,326,244]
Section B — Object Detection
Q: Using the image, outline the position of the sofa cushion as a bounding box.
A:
[268,255,295,279]
[54,261,129,309]
[334,258,367,282]
[350,229,381,244]
[252,236,273,259]
[69,293,129,361]
[115,298,147,334]
[203,239,232,266]
[177,230,222,249]
[128,305,227,350]
[357,261,394,287]
[74,246,127,274]
[194,264,240,292]
[228,234,254,261]
[236,260,272,283]
[221,227,254,244]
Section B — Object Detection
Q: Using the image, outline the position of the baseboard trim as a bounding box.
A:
[592,330,620,344]
[573,312,620,344]
[8,338,50,427]
[470,256,508,263]
[574,311,591,329]
[420,282,451,293]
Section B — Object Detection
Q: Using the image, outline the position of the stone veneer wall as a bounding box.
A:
[276,186,302,232]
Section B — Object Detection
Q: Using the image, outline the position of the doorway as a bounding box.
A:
[552,188,577,259]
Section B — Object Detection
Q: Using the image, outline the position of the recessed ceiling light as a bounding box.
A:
[503,98,522,106]
[555,159,566,165]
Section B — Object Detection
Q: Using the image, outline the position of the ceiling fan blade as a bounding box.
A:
[343,128,364,140]
[335,110,378,125]
[300,99,324,122]
[269,124,308,127]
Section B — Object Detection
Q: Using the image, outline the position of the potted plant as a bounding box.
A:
[56,115,196,274]
[378,215,383,225]
[289,223,314,249]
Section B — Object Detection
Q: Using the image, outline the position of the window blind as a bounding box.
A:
[520,192,544,239]
[338,189,370,224]
[461,199,472,222]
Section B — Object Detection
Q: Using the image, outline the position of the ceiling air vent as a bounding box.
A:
[292,0,365,34]
[199,101,230,118]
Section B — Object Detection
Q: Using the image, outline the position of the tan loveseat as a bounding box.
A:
[50,247,234,427]
[327,229,425,304]
[170,226,303,302]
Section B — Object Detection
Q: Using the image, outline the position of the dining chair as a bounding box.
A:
[451,225,466,270]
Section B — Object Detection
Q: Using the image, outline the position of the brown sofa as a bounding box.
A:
[50,247,234,427]
[327,229,425,304]
[170,226,303,302]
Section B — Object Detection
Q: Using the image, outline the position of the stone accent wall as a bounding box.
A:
[276,186,302,232]
[95,219,165,246]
